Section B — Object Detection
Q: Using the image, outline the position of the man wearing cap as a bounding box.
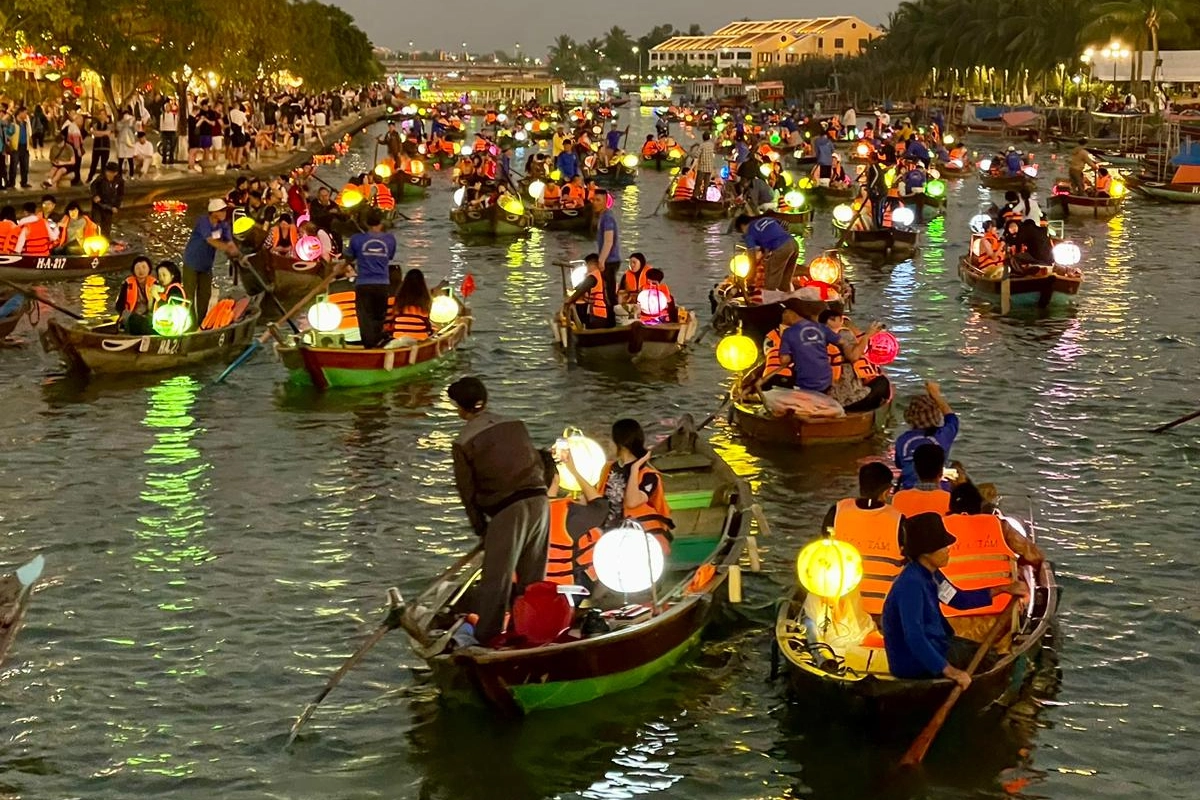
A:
[448,377,550,645]
[181,198,239,323]
[734,213,798,301]
[882,512,1027,688]
[343,210,396,348]
[777,291,882,397]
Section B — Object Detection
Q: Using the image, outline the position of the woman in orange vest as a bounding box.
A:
[152,261,187,309]
[368,176,395,211]
[559,254,611,329]
[973,221,1006,275]
[56,201,101,254]
[562,177,587,208]
[539,449,608,589]
[591,418,673,557]
[267,213,299,251]
[541,180,562,207]
[0,207,18,254]
[116,256,157,334]
[618,252,651,304]
[390,268,433,342]
[673,171,696,200]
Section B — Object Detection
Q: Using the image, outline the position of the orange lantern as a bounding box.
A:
[809,255,841,285]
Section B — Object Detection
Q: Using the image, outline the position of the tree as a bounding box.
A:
[1088,0,1189,93]
[687,24,704,36]
[603,25,635,71]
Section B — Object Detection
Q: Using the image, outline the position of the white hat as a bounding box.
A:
[797,286,824,301]
[207,198,228,213]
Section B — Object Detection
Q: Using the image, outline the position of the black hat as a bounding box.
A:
[447,376,487,412]
[903,512,956,558]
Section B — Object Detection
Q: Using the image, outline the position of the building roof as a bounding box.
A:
[651,17,882,52]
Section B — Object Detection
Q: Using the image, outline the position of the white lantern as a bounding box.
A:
[704,185,722,203]
[306,295,343,333]
[453,187,466,207]
[832,204,855,225]
[429,294,460,325]
[969,213,992,234]
[569,265,588,289]
[637,287,670,319]
[555,429,605,493]
[891,207,915,228]
[978,158,992,172]
[592,522,666,594]
[1052,241,1081,266]
[528,180,546,200]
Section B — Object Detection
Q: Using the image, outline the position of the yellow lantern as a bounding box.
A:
[339,188,364,208]
[549,169,562,181]
[759,163,773,178]
[855,142,871,158]
[374,163,393,179]
[556,428,606,493]
[306,295,343,332]
[728,253,752,279]
[410,160,426,175]
[498,195,525,216]
[621,153,638,169]
[716,332,758,373]
[808,255,841,285]
[1110,179,1127,198]
[796,176,815,190]
[82,235,110,257]
[795,538,863,599]
[781,170,795,187]
[232,216,256,236]
[429,294,460,325]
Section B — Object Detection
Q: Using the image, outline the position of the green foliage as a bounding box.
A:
[545,22,705,81]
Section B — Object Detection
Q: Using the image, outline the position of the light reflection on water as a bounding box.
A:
[0,119,1196,800]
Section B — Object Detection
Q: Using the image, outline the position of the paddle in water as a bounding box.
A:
[285,587,405,748]
[1150,408,1200,434]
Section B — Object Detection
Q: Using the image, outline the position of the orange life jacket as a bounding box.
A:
[622,267,650,295]
[58,216,100,249]
[973,230,1005,267]
[941,514,1018,617]
[542,182,562,205]
[0,220,18,253]
[544,497,601,586]
[830,498,905,616]
[18,218,53,256]
[372,183,395,211]
[586,267,608,320]
[597,461,673,555]
[268,223,298,251]
[154,282,187,310]
[637,281,672,323]
[121,275,156,313]
[391,305,432,340]
[641,140,660,158]
[882,200,904,228]
[673,176,695,200]
[563,183,586,207]
[473,137,488,153]
[764,327,792,378]
[827,337,883,383]
[1095,173,1112,193]
[328,291,359,330]
[892,488,951,517]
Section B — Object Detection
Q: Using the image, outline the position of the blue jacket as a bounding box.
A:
[894,413,959,489]
[881,561,993,678]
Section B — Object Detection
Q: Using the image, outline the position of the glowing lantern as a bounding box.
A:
[978,158,992,172]
[339,188,364,208]
[1022,164,1039,178]
[797,176,815,189]
[306,295,343,332]
[781,170,795,187]
[759,163,773,178]
[1110,179,1127,198]
[832,204,855,226]
[768,132,781,145]
[374,163,393,179]
[570,265,588,288]
[528,180,546,200]
[783,191,805,209]
[417,144,428,155]
[716,332,758,373]
[81,235,110,257]
[592,125,602,135]
[592,522,665,594]
[1052,241,1081,266]
[969,213,991,234]
[891,207,915,228]
[152,300,192,337]
[294,235,322,261]
[410,160,425,175]
[232,216,256,236]
[429,294,460,325]
[767,151,780,163]
[524,121,534,131]
[808,255,841,285]
[498,195,525,216]
[944,133,956,145]
[497,113,508,123]
[925,179,946,198]
[621,153,638,169]
[669,147,685,159]
[515,130,528,142]
[637,287,670,320]
[948,158,964,169]
[704,186,722,203]
[728,253,751,279]
[797,538,863,599]
[549,169,562,181]
[555,429,605,493]
[866,330,900,366]
[855,142,870,158]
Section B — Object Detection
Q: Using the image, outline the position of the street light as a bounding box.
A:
[632,45,641,79]
[1099,40,1130,85]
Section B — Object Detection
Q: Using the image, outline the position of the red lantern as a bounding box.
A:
[865,331,899,366]
[72,85,83,96]
[62,78,73,88]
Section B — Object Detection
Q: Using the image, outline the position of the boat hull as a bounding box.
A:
[531,205,594,232]
[839,228,918,258]
[1048,192,1124,218]
[957,256,1082,309]
[980,174,1037,192]
[389,171,431,199]
[731,397,891,446]
[0,247,139,281]
[451,206,532,236]
[553,310,698,360]
[665,198,738,220]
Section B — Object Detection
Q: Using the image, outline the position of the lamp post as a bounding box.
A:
[632,45,641,80]
[461,42,467,63]
[1100,40,1130,86]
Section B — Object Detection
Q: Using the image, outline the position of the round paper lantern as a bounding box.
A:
[429,294,460,325]
[232,216,256,236]
[865,330,899,366]
[925,179,946,198]
[759,163,773,178]
[637,287,669,319]
[621,153,638,169]
[549,168,562,181]
[527,180,546,200]
[704,185,722,203]
[1052,241,1081,266]
[498,195,525,216]
[796,538,863,599]
[306,295,343,332]
[555,430,605,493]
[969,213,991,234]
[374,163,393,179]
[569,265,589,288]
[592,523,665,594]
[832,204,855,226]
[891,207,915,228]
[1110,179,1127,198]
[797,176,815,190]
[728,253,752,279]
[944,133,956,145]
[716,332,758,373]
[783,191,804,209]
[338,188,364,208]
[82,235,109,257]
[978,158,992,172]
[515,130,528,142]
[152,301,192,337]
[808,255,841,285]
[294,235,322,261]
[855,142,871,158]
[453,187,466,207]
[1022,164,1039,178]
[410,160,425,175]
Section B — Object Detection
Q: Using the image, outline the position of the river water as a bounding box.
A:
[0,111,1196,800]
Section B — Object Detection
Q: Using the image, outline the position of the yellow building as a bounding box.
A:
[649,17,883,76]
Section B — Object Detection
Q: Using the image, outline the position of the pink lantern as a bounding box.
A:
[637,287,670,321]
[865,331,899,366]
[295,212,310,228]
[295,235,322,261]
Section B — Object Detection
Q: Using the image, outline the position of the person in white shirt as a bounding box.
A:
[843,107,857,139]
[160,100,179,164]
[132,131,156,176]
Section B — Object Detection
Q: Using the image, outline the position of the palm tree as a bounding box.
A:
[1089,0,1189,92]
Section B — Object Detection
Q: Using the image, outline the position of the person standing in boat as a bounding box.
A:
[734,214,798,301]
[882,512,1027,688]
[448,377,549,645]
[694,132,716,200]
[593,188,622,323]
[181,198,238,323]
[895,381,958,489]
[342,210,396,348]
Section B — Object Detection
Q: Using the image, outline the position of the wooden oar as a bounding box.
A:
[0,278,85,320]
[237,254,299,333]
[211,271,337,385]
[1150,408,1200,434]
[899,599,1015,767]
[284,588,405,748]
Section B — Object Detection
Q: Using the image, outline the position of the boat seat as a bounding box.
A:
[654,453,713,473]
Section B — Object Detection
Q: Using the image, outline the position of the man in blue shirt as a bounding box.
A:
[555,141,579,180]
[181,198,239,325]
[605,126,623,154]
[345,210,397,347]
[895,381,959,489]
[1004,146,1023,177]
[814,128,836,185]
[735,213,798,298]
[591,189,621,327]
[777,294,881,393]
[882,513,1026,687]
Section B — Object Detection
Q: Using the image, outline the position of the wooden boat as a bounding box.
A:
[807,183,857,204]
[389,169,432,198]
[774,555,1058,723]
[957,256,1082,311]
[730,386,892,447]
[1127,171,1200,204]
[0,244,139,281]
[979,172,1037,192]
[531,204,594,233]
[765,207,814,233]
[275,305,472,389]
[936,159,974,178]
[0,555,45,667]
[331,206,398,239]
[43,297,262,375]
[248,248,338,306]
[902,191,946,219]
[1047,187,1124,219]
[0,292,30,339]
[665,196,740,221]
[642,153,684,170]
[553,306,698,360]
[592,161,638,188]
[396,416,754,714]
[838,227,918,259]
[451,203,533,236]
